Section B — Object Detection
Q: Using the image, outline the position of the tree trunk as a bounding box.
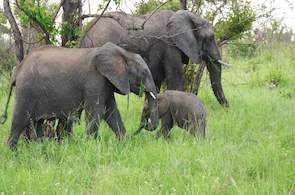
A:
[62,0,82,47]
[180,0,187,10]
[191,62,206,95]
[3,0,24,63]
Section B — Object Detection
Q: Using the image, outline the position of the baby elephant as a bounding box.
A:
[136,90,207,138]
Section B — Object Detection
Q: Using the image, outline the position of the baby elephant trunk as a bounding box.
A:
[133,100,158,136]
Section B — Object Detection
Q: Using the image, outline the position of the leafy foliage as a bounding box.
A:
[0,42,16,79]
[135,0,180,15]
[227,41,257,58]
[214,2,256,45]
[61,21,81,48]
[15,0,60,44]
[134,0,256,45]
[0,12,9,34]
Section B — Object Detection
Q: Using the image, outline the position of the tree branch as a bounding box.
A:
[22,36,45,45]
[83,0,111,35]
[81,14,99,20]
[190,61,206,94]
[140,0,172,29]
[3,0,24,63]
[15,0,51,44]
[217,12,270,46]
[52,0,66,22]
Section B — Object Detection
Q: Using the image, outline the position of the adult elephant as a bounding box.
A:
[80,10,229,107]
[5,42,158,149]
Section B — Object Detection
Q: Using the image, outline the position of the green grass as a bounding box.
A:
[0,43,294,194]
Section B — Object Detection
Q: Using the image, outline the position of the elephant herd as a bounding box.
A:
[1,10,229,150]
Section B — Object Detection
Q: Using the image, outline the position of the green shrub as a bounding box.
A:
[227,41,257,58]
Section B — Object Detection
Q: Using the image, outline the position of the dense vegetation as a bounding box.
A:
[0,42,294,194]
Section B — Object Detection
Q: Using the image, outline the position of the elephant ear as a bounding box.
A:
[92,43,130,94]
[167,10,205,64]
[157,94,170,117]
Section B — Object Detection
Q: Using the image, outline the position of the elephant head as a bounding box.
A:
[167,10,229,107]
[92,42,159,129]
[135,93,170,134]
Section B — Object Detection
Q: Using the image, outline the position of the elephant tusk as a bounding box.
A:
[149,92,156,99]
[217,60,232,68]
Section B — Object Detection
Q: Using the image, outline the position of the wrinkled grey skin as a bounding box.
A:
[1,67,79,141]
[6,42,158,150]
[80,10,228,107]
[136,90,207,138]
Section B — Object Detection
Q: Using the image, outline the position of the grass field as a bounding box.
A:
[0,43,294,194]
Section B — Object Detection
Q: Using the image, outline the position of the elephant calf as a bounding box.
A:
[136,90,207,138]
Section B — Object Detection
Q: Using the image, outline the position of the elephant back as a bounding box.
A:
[79,17,129,48]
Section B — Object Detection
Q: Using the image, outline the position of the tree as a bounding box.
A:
[180,0,187,10]
[135,0,180,15]
[61,0,82,47]
[3,0,24,63]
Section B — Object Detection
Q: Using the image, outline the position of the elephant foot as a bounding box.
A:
[7,139,18,151]
[36,137,44,143]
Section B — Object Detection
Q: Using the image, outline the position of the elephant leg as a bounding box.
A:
[105,96,126,139]
[7,109,31,150]
[85,104,104,139]
[56,117,72,141]
[36,119,45,142]
[190,119,206,139]
[156,113,173,139]
[23,124,33,142]
[163,48,184,90]
[148,44,165,92]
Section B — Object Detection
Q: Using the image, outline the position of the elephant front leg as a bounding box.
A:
[156,113,173,139]
[85,108,103,139]
[36,119,45,142]
[163,48,184,91]
[105,96,126,139]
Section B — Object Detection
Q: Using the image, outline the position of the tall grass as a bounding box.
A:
[0,43,294,194]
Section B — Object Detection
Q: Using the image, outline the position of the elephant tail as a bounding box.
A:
[0,72,16,124]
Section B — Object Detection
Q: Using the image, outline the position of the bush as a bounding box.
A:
[227,41,257,58]
[0,43,16,75]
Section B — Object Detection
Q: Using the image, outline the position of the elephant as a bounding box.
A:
[80,10,229,107]
[135,90,207,138]
[1,61,81,142]
[5,42,159,150]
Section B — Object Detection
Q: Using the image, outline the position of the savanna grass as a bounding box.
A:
[0,43,294,194]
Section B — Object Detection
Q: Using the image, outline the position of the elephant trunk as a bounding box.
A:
[133,108,149,135]
[145,92,158,130]
[144,75,159,131]
[206,60,229,107]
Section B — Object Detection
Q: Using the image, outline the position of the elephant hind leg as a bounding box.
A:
[8,112,32,150]
[188,118,206,139]
[56,117,73,142]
